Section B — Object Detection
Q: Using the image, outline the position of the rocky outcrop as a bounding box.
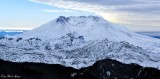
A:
[81,59,160,79]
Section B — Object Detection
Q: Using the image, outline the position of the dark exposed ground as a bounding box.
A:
[0,59,160,79]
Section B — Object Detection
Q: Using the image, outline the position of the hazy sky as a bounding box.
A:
[0,0,160,31]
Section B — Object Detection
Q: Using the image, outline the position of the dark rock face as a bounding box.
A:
[81,59,160,79]
[0,59,78,79]
[56,16,69,24]
[0,59,160,79]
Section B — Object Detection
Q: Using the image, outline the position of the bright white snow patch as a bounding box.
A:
[1,16,160,69]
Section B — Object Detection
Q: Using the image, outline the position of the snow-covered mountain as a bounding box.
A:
[0,16,160,69]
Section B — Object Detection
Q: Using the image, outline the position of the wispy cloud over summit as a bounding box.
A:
[30,0,160,31]
[43,9,75,13]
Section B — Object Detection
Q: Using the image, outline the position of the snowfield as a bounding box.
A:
[0,16,160,69]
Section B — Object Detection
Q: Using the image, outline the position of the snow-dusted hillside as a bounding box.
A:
[0,16,160,69]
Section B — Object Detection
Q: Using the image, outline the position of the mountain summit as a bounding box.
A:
[19,16,160,50]
[1,16,160,69]
[19,16,130,41]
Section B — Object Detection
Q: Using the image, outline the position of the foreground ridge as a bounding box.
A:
[0,59,160,79]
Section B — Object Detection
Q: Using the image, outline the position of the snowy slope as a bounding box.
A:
[0,16,160,69]
[18,16,160,52]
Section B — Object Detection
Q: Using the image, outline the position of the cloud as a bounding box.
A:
[42,9,75,13]
[65,0,141,6]
[30,0,160,31]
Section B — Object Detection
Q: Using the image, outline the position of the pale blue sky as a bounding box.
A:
[0,0,160,31]
[0,0,95,30]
